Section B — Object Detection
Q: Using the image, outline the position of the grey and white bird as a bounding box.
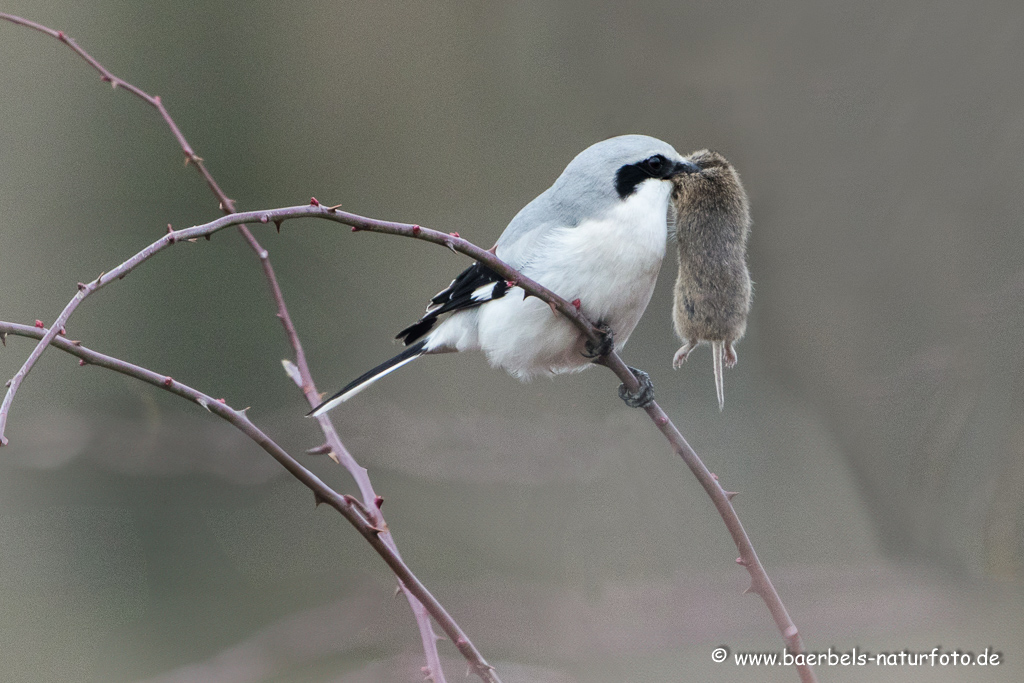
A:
[309,135,699,417]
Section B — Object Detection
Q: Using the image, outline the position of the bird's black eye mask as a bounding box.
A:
[615,154,674,199]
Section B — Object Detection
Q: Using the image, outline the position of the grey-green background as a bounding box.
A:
[1,2,1023,682]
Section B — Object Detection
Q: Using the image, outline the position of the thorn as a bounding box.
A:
[743,583,755,595]
[326,203,342,210]
[411,225,421,236]
[118,272,126,280]
[204,234,211,241]
[196,397,211,412]
[34,320,44,329]
[725,490,739,501]
[219,202,224,210]
[314,492,326,507]
[111,79,118,90]
[4,379,10,388]
[395,585,403,597]
[310,196,320,206]
[436,632,447,641]
[0,332,5,346]
[70,340,82,346]
[98,271,106,281]
[240,406,251,413]
[374,495,384,509]
[78,358,87,366]
[306,443,332,455]
[187,238,198,243]
[274,220,283,233]
[487,244,498,254]
[163,376,173,387]
[100,74,110,83]
[571,298,581,310]
[446,239,457,253]
[548,301,558,315]
[260,214,269,223]
[77,282,87,290]
[466,666,472,678]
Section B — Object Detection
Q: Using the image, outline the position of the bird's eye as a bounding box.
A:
[644,155,665,175]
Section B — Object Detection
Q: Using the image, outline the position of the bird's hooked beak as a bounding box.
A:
[672,159,701,176]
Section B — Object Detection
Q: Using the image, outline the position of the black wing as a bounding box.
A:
[396,262,510,345]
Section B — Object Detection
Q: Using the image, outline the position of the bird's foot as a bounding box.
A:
[618,366,655,408]
[583,323,614,359]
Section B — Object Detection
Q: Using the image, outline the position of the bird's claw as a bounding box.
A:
[618,366,655,408]
[583,323,614,359]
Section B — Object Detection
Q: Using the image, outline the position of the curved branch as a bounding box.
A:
[0,14,453,682]
[0,321,499,683]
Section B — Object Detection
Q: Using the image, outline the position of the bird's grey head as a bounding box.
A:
[544,135,700,226]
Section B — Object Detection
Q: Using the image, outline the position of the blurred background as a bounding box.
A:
[1,1,1023,681]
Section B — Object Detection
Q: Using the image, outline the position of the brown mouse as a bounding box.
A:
[670,149,752,410]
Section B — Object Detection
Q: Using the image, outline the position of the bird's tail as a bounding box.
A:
[307,340,427,417]
[712,340,725,411]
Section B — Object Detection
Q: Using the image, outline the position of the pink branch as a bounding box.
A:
[0,13,458,682]
[0,321,498,683]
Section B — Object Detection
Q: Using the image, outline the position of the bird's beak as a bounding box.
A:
[672,159,701,176]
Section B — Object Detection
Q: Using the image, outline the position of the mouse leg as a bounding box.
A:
[618,366,655,408]
[724,342,738,368]
[672,341,698,369]
[583,322,614,359]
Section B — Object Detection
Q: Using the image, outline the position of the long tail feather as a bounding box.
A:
[307,340,427,417]
[712,340,725,411]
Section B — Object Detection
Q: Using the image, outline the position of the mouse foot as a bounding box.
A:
[672,342,698,369]
[724,342,738,368]
[583,323,614,359]
[618,366,655,408]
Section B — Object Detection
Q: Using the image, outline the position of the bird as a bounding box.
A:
[669,149,752,411]
[309,135,700,417]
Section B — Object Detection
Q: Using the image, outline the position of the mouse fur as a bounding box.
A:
[670,149,752,410]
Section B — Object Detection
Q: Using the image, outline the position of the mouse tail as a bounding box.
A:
[712,340,725,411]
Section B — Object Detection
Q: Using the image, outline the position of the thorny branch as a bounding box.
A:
[5,198,813,682]
[0,321,496,683]
[0,12,462,683]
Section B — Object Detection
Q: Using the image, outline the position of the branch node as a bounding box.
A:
[260,214,269,223]
[710,472,719,481]
[449,231,460,238]
[259,249,269,260]
[784,625,799,639]
[163,376,173,387]
[412,225,421,235]
[78,358,88,367]
[309,196,320,206]
[351,225,361,232]
[571,298,581,311]
[34,320,44,329]
[736,556,747,566]
[654,415,668,426]
[77,282,87,291]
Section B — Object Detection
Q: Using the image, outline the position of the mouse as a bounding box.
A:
[670,149,752,410]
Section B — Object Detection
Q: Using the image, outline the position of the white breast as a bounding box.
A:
[474,179,672,378]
